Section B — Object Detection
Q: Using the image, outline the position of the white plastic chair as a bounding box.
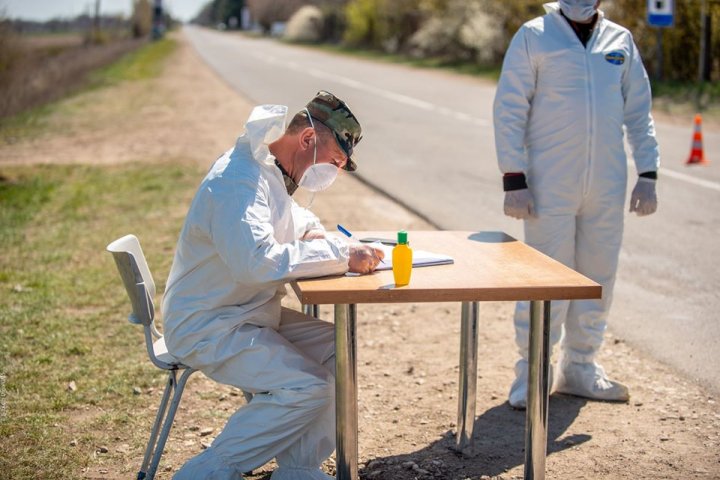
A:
[106,234,195,480]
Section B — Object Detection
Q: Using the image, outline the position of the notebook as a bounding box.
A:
[371,243,454,271]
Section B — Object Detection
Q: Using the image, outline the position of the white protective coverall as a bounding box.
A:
[493,4,659,370]
[162,104,350,480]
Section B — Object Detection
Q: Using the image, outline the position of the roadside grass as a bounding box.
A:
[651,79,720,119]
[0,160,204,478]
[0,37,177,145]
[92,37,177,84]
[0,33,188,478]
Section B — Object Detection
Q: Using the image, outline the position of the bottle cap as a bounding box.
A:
[397,230,408,244]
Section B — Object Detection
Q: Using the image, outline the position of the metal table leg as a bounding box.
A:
[335,304,358,480]
[303,304,319,318]
[524,300,551,480]
[456,301,479,454]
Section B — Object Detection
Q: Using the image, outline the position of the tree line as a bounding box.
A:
[193,0,718,83]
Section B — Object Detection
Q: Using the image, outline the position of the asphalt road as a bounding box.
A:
[183,26,720,394]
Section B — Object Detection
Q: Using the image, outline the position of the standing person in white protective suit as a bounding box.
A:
[163,91,384,479]
[493,1,660,409]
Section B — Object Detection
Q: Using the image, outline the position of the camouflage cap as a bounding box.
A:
[304,90,362,172]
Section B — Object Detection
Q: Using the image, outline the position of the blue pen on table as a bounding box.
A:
[337,224,354,239]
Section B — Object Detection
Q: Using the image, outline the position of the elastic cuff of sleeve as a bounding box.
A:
[503,173,528,191]
[639,171,658,180]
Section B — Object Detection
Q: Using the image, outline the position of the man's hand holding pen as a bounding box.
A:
[348,244,384,274]
[337,224,385,274]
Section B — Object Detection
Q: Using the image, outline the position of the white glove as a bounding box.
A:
[629,177,657,216]
[504,189,536,220]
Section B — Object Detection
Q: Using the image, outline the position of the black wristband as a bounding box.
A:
[639,171,658,180]
[503,173,528,191]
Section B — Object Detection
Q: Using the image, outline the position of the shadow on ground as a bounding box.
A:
[358,394,590,479]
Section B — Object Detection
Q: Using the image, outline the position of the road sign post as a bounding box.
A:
[647,0,674,81]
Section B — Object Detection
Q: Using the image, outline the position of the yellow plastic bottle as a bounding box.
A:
[392,230,413,286]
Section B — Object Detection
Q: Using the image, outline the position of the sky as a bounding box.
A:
[1,0,206,22]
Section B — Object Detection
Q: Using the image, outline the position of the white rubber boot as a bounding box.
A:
[555,360,629,402]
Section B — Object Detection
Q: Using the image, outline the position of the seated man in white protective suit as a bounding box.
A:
[163,91,384,480]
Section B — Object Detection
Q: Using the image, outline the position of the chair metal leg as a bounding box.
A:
[146,367,195,479]
[138,372,176,480]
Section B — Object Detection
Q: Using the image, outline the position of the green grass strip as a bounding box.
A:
[91,37,178,85]
[0,160,202,478]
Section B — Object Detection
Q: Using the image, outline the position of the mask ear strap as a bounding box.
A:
[306,194,316,209]
[304,108,317,209]
[304,108,315,129]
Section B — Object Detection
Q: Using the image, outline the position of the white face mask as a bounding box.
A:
[298,163,339,192]
[297,109,339,193]
[559,0,597,22]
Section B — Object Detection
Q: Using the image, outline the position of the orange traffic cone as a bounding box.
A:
[686,114,708,165]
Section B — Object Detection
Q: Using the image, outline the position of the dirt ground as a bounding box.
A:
[2,33,720,480]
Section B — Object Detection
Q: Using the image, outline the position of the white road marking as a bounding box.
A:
[660,167,720,192]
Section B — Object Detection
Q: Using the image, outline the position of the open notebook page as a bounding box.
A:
[370,242,454,271]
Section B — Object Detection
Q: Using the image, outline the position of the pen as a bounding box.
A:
[338,224,385,267]
[337,224,354,239]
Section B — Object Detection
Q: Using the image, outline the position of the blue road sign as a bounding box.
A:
[648,0,674,27]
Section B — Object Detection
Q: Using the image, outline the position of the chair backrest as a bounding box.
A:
[107,234,177,369]
[107,234,156,326]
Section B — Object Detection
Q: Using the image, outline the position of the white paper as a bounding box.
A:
[370,243,454,271]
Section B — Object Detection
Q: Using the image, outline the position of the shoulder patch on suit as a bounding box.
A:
[605,51,625,65]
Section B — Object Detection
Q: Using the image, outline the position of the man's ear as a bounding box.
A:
[299,127,315,150]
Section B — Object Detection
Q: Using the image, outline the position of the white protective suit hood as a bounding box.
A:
[245,104,288,163]
[543,1,601,18]
[543,1,561,13]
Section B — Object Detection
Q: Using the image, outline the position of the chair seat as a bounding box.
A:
[153,336,182,366]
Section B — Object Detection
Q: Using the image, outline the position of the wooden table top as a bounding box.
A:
[291,231,602,305]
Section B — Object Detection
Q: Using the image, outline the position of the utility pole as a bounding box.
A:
[93,0,101,42]
[699,0,719,82]
[152,0,164,40]
[656,27,664,81]
[699,0,708,82]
